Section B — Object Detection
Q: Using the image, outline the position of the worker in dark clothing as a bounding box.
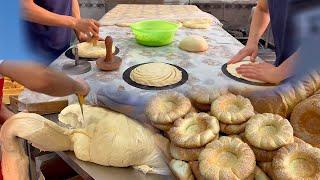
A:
[228,0,299,84]
[22,0,100,64]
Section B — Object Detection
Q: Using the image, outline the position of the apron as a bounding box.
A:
[268,0,298,66]
[23,0,73,65]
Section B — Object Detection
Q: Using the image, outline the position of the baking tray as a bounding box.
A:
[65,47,120,61]
[123,62,188,90]
[221,63,275,86]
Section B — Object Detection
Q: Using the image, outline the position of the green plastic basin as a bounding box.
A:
[130,20,179,47]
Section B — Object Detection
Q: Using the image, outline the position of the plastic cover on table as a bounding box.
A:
[99,4,222,26]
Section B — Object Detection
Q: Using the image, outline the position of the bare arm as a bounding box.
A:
[247,0,270,45]
[278,51,299,79]
[21,0,100,37]
[236,51,299,83]
[229,0,270,63]
[21,0,76,28]
[0,61,89,96]
[72,0,81,19]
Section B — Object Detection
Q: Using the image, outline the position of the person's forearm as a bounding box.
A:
[72,0,81,19]
[247,0,270,45]
[72,0,81,38]
[0,61,83,96]
[21,0,76,29]
[278,51,299,79]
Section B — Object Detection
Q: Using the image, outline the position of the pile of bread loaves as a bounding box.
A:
[145,87,320,180]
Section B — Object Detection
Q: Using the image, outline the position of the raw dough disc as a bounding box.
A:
[226,61,265,83]
[182,19,212,29]
[76,41,116,58]
[130,63,182,87]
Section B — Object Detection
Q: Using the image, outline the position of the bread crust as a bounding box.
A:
[199,136,256,180]
[211,94,255,125]
[168,113,219,148]
[290,94,320,148]
[272,143,320,180]
[145,91,191,124]
[245,113,294,150]
[188,86,229,111]
[220,121,247,135]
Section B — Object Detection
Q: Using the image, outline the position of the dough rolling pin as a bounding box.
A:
[96,36,122,71]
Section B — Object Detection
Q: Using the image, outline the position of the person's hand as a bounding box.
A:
[76,32,103,43]
[74,18,100,39]
[236,62,285,84]
[75,78,90,96]
[76,32,90,42]
[228,43,259,64]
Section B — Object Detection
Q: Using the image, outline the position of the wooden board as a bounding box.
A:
[9,96,68,115]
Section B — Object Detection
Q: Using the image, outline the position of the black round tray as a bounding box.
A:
[65,46,120,61]
[123,62,189,90]
[221,63,275,86]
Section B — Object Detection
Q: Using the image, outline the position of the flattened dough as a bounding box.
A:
[115,22,133,27]
[130,63,182,87]
[76,41,116,58]
[182,19,213,29]
[226,61,265,83]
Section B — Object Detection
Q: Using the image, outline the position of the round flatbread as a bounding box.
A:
[76,41,116,58]
[226,61,265,83]
[130,63,182,87]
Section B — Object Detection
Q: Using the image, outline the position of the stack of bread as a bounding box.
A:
[211,93,255,135]
[291,92,320,148]
[145,87,320,180]
[3,77,24,104]
[234,70,320,118]
[145,91,193,131]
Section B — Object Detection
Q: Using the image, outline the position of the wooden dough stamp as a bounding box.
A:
[96,36,122,71]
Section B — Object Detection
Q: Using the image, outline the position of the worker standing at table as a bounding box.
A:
[228,0,299,84]
[21,0,100,65]
[0,2,91,178]
[0,1,90,123]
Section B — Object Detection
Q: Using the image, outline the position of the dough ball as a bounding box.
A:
[199,136,256,180]
[245,113,294,151]
[145,91,191,124]
[130,62,182,87]
[211,94,255,125]
[59,104,168,172]
[179,35,208,53]
[168,112,220,148]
